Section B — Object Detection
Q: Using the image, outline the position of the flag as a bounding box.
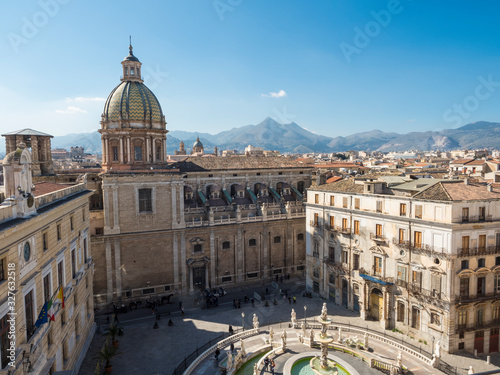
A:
[34,301,49,328]
[47,299,55,322]
[55,286,65,308]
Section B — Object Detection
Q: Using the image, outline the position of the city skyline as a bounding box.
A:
[2,1,500,137]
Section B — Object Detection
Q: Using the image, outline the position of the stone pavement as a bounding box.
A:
[78,278,500,375]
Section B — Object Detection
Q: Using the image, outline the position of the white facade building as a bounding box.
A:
[306,176,500,354]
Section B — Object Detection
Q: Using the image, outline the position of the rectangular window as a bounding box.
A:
[431,312,441,326]
[457,310,467,326]
[353,253,360,270]
[462,207,469,222]
[57,223,61,241]
[343,197,348,208]
[495,275,500,293]
[342,250,348,264]
[83,238,88,263]
[329,196,335,206]
[0,259,4,282]
[493,305,500,321]
[415,205,422,219]
[411,307,420,329]
[354,220,360,235]
[274,236,281,244]
[313,268,319,278]
[376,224,383,238]
[400,203,407,216]
[313,213,319,226]
[354,198,360,209]
[477,309,484,325]
[112,146,118,162]
[70,216,74,231]
[414,231,422,248]
[58,260,64,287]
[249,239,257,246]
[460,278,469,297]
[43,273,51,303]
[315,194,319,204]
[479,235,486,252]
[193,244,202,253]
[221,276,232,283]
[479,206,486,221]
[328,246,335,259]
[374,256,382,276]
[397,302,405,322]
[134,146,142,161]
[43,232,48,251]
[329,216,335,228]
[461,259,469,270]
[431,274,441,297]
[478,258,485,268]
[342,218,348,231]
[399,228,405,244]
[376,200,382,213]
[462,236,470,251]
[138,188,153,212]
[25,290,34,340]
[71,249,76,279]
[222,241,231,250]
[397,266,407,282]
[412,270,422,290]
[477,276,485,296]
[497,257,500,266]
[1,315,10,369]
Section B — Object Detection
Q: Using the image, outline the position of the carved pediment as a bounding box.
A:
[186,256,210,267]
[189,237,205,245]
[369,245,387,257]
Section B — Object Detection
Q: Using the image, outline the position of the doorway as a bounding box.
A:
[193,266,205,291]
[370,288,383,320]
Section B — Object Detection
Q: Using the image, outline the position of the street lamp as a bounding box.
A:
[242,312,245,331]
[304,305,307,326]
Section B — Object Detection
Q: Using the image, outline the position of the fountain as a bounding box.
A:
[309,303,338,374]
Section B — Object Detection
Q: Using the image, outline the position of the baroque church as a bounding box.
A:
[91,45,312,306]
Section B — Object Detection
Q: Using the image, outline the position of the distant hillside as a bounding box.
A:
[3,120,500,155]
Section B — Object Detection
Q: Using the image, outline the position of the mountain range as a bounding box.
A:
[2,119,500,155]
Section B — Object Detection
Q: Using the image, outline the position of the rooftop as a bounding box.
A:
[1,128,53,137]
[175,156,311,172]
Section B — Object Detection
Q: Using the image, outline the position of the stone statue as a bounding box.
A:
[269,327,274,343]
[396,350,402,368]
[468,366,474,375]
[281,331,287,350]
[301,322,306,337]
[364,332,369,348]
[240,339,246,357]
[320,302,328,321]
[435,340,441,358]
[291,309,297,325]
[283,330,287,340]
[226,351,233,371]
[253,363,258,375]
[338,327,343,342]
[253,314,259,329]
[310,329,315,346]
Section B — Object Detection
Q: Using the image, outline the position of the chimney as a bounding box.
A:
[464,178,469,185]
[488,184,493,192]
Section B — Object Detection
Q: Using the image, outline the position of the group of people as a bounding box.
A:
[264,357,276,374]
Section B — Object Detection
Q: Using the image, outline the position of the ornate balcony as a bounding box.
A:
[457,246,500,258]
[370,233,387,245]
[455,291,500,304]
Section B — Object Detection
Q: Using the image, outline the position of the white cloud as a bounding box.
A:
[55,106,88,115]
[261,90,287,98]
[65,97,106,103]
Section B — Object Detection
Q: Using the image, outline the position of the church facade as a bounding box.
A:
[91,46,312,306]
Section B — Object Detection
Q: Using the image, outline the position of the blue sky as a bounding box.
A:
[1,0,500,137]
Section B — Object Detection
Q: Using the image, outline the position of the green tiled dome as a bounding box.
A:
[102,81,163,123]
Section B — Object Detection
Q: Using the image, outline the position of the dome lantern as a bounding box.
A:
[121,37,143,82]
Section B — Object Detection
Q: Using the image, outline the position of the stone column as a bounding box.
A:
[171,184,177,227]
[112,186,120,233]
[105,138,110,165]
[181,233,187,294]
[237,228,243,282]
[103,186,111,232]
[105,241,113,303]
[263,230,268,278]
[205,264,210,289]
[146,136,150,163]
[189,268,194,293]
[381,286,388,329]
[119,138,124,163]
[114,239,122,299]
[173,233,179,292]
[210,229,216,286]
[127,137,131,164]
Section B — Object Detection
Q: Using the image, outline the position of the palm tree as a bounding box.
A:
[106,323,120,347]
[96,343,120,374]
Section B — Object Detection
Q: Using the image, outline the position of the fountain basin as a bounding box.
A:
[309,356,338,375]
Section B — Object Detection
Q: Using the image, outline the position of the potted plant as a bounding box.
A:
[106,323,120,348]
[97,343,119,374]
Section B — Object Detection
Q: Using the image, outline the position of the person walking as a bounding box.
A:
[270,359,276,374]
[215,348,220,361]
[181,306,185,316]
[229,325,234,335]
[264,357,269,371]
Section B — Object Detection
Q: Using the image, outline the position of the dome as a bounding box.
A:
[122,51,139,62]
[193,137,203,149]
[102,81,164,123]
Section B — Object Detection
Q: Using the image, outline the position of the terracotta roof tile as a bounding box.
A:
[314,178,365,193]
[175,156,310,172]
[33,181,73,196]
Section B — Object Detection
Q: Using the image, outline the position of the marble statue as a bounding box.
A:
[338,327,343,342]
[281,332,287,350]
[435,340,441,358]
[291,309,297,325]
[320,302,328,321]
[226,351,233,371]
[310,328,315,346]
[396,350,402,368]
[301,322,306,337]
[269,327,274,342]
[364,332,369,348]
[252,314,259,329]
[240,339,246,357]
